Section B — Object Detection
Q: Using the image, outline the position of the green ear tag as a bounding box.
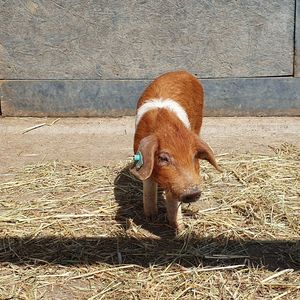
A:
[133,151,143,170]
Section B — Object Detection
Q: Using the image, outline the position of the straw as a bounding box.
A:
[0,143,299,299]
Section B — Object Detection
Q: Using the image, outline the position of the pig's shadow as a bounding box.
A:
[114,164,176,237]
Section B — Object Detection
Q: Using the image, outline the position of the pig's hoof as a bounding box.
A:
[169,221,185,233]
[145,206,158,216]
[145,210,158,222]
[146,215,158,223]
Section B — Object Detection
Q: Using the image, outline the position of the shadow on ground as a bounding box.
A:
[114,164,174,237]
[0,236,299,271]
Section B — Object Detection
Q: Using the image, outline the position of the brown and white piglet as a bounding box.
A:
[131,70,221,231]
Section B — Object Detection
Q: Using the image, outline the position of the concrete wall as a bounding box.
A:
[0,0,299,116]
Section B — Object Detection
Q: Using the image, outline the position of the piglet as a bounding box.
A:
[131,71,221,231]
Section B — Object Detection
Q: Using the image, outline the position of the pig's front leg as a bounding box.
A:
[165,193,183,231]
[143,178,158,219]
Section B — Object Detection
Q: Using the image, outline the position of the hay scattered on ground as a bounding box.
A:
[0,143,299,299]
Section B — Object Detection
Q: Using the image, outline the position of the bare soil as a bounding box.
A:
[1,117,299,174]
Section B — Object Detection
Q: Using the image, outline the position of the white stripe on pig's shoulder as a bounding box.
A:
[135,98,191,129]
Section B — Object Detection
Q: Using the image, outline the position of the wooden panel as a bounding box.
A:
[1,78,299,116]
[0,0,294,79]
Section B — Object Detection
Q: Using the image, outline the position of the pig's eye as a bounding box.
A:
[158,153,171,165]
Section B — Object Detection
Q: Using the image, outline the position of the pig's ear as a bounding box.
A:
[130,135,158,180]
[196,138,222,172]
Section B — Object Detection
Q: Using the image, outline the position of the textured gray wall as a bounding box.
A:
[0,0,295,79]
[0,0,299,116]
[295,0,300,76]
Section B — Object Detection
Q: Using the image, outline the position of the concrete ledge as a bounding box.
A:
[1,77,300,117]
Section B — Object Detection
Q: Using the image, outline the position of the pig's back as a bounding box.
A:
[137,71,204,134]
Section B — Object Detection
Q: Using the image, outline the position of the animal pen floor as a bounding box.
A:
[0,117,299,299]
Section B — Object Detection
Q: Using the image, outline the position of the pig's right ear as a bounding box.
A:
[130,135,158,181]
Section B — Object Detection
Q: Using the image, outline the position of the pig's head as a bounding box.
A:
[131,125,221,203]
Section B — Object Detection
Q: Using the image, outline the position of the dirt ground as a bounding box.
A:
[0,116,300,299]
[1,117,299,174]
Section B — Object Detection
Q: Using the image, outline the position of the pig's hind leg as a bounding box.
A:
[143,178,158,219]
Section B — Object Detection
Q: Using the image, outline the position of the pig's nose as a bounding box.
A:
[181,188,202,203]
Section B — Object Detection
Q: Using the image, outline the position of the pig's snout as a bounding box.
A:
[180,187,202,203]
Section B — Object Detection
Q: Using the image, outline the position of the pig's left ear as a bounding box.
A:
[196,138,222,172]
[130,135,158,180]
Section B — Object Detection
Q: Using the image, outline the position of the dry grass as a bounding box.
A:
[0,143,299,299]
